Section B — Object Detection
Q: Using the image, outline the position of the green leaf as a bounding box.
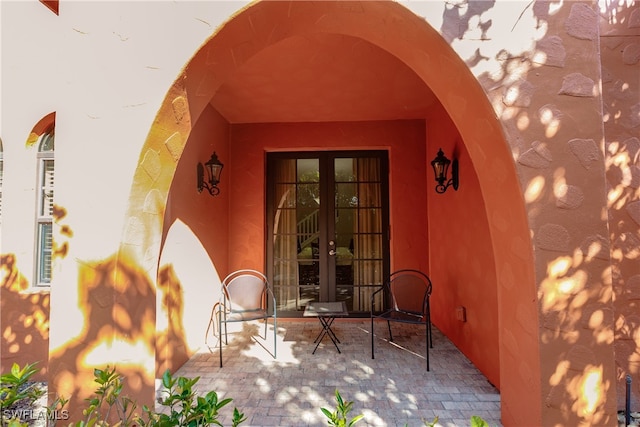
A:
[10,362,20,377]
[232,407,247,427]
[6,417,28,427]
[421,415,439,427]
[470,415,490,427]
[162,369,174,389]
[348,414,364,426]
[217,397,233,409]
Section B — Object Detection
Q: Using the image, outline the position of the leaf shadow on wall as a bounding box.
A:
[0,254,50,380]
[46,254,158,422]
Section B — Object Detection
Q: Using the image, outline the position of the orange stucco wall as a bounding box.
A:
[425,105,500,390]
[226,119,430,274]
[166,105,231,274]
[158,104,231,376]
[600,2,640,411]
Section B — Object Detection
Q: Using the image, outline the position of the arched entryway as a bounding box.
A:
[125,2,539,425]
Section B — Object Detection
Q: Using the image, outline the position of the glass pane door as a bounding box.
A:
[267,151,389,316]
[333,157,385,313]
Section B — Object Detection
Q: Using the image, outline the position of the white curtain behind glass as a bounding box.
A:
[273,159,298,310]
[353,158,383,311]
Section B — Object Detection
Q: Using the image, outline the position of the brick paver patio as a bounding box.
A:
[163,319,502,427]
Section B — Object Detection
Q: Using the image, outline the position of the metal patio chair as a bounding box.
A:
[370,269,433,370]
[206,269,277,367]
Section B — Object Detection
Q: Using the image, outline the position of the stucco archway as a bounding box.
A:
[125,2,539,425]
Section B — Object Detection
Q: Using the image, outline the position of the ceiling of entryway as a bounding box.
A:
[210,33,439,124]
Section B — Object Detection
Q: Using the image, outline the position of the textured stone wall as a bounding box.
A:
[441,1,623,424]
[600,0,640,411]
[521,3,618,424]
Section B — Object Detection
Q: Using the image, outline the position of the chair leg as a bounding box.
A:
[273,317,277,359]
[425,322,430,372]
[387,320,394,342]
[429,320,433,349]
[371,315,375,359]
[428,304,433,348]
[205,316,213,346]
[218,307,223,368]
[205,303,219,346]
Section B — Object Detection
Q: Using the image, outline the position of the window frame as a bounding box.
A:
[35,130,54,286]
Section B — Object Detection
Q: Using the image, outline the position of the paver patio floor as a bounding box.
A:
[164,319,502,427]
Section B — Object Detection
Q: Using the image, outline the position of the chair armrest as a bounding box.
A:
[370,284,387,310]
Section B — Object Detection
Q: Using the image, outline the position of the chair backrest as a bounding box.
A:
[388,269,432,315]
[222,269,268,313]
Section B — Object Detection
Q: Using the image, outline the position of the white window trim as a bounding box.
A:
[35,131,54,287]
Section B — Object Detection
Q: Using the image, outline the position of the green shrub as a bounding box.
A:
[470,415,491,427]
[0,362,44,408]
[1,362,46,427]
[46,366,246,427]
[140,368,246,427]
[321,389,364,427]
[65,365,139,426]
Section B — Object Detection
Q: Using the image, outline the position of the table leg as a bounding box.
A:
[312,322,325,344]
[313,317,341,344]
[312,316,341,354]
[320,317,341,344]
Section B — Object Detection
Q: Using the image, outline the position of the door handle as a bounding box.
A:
[329,249,337,256]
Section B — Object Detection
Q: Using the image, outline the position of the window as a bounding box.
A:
[36,130,54,285]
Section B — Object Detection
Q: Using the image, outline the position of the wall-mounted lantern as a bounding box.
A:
[430,148,459,194]
[197,151,224,196]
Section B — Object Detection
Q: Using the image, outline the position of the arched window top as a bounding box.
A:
[27,112,56,148]
[39,130,55,152]
[40,0,59,15]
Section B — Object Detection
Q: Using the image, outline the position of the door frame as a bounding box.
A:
[266,150,390,317]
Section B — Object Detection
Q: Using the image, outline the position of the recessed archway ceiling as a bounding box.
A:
[210,33,439,124]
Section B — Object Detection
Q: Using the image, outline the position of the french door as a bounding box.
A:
[266,151,390,316]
